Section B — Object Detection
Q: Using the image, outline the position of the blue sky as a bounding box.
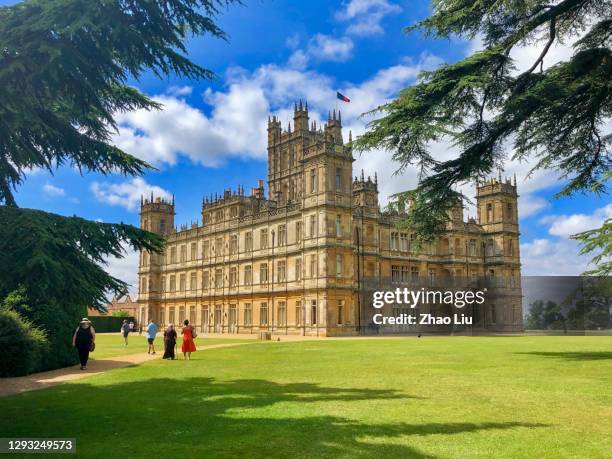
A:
[4,0,610,288]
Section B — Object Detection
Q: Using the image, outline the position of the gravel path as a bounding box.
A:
[0,342,249,397]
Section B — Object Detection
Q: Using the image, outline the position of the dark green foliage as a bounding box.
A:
[572,217,611,276]
[90,315,136,333]
[0,292,49,376]
[0,0,235,372]
[0,206,164,311]
[355,0,611,268]
[525,300,565,330]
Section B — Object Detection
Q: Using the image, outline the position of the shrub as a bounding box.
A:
[0,308,49,377]
[112,310,130,317]
[1,288,82,372]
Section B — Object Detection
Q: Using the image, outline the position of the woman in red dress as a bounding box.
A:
[181,319,197,360]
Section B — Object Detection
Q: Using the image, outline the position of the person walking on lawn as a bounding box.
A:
[146,319,158,355]
[181,319,197,360]
[120,319,130,346]
[72,318,96,370]
[163,323,178,360]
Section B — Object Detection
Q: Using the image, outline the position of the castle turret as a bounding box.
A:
[293,99,309,132]
[138,193,175,325]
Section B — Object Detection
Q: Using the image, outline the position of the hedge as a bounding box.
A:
[0,308,49,377]
[89,315,136,333]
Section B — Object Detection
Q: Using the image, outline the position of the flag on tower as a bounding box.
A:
[337,91,350,103]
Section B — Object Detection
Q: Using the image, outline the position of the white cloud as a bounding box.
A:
[520,238,592,276]
[105,249,139,297]
[543,204,612,239]
[42,183,65,197]
[307,34,354,62]
[166,85,193,96]
[336,0,401,36]
[90,177,172,212]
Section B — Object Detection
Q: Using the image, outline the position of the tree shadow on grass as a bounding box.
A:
[0,377,548,458]
[517,351,612,361]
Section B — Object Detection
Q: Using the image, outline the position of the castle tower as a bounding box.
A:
[476,173,522,330]
[138,194,175,325]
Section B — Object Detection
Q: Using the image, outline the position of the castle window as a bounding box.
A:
[201,306,209,328]
[215,237,223,256]
[336,215,342,237]
[170,275,176,292]
[296,301,303,326]
[487,203,493,223]
[278,225,286,246]
[278,301,287,327]
[215,210,223,221]
[244,303,252,326]
[203,213,211,225]
[202,240,210,260]
[490,304,497,324]
[179,306,185,324]
[169,306,176,325]
[390,232,399,251]
[190,272,196,291]
[141,276,147,294]
[189,306,196,324]
[469,239,477,256]
[143,219,148,230]
[311,300,317,325]
[508,240,514,256]
[190,242,197,261]
[179,274,186,292]
[336,255,343,277]
[244,265,252,286]
[230,206,238,218]
[295,258,302,281]
[245,232,253,251]
[277,260,286,282]
[506,203,513,221]
[229,267,238,287]
[411,267,419,281]
[338,300,345,325]
[335,167,342,191]
[230,234,238,255]
[400,234,409,252]
[260,229,268,249]
[161,276,166,292]
[310,169,317,193]
[260,263,268,283]
[309,215,317,238]
[401,266,410,283]
[180,245,186,263]
[214,268,223,287]
[260,303,268,326]
[296,221,302,242]
[392,265,401,283]
[310,255,317,278]
[203,270,210,289]
[486,240,494,257]
[428,269,436,286]
[170,246,177,264]
[159,219,165,233]
[142,252,148,267]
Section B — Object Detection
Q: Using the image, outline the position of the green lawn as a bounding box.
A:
[1,336,611,458]
[90,333,252,359]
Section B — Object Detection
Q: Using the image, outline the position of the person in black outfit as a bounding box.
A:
[72,318,96,370]
[163,323,178,360]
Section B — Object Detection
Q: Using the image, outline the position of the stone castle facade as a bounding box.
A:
[137,101,522,335]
